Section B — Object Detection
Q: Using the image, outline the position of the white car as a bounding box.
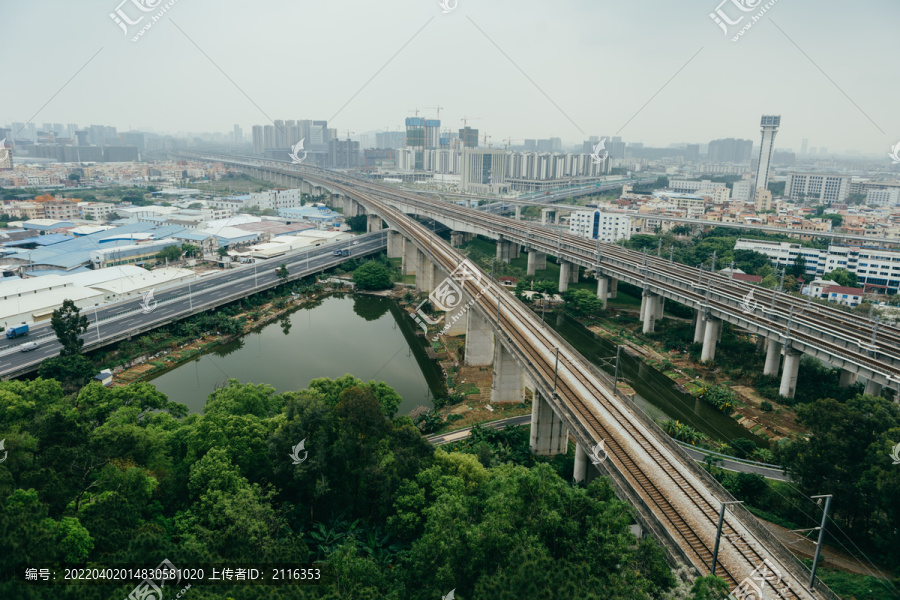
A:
[19,341,40,352]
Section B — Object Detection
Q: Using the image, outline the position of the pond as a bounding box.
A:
[147,294,445,415]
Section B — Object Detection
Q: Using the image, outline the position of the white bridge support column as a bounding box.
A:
[445,295,468,336]
[559,261,572,292]
[416,251,435,293]
[569,264,580,283]
[514,205,521,221]
[608,278,618,299]
[839,369,858,388]
[496,239,512,263]
[402,238,417,276]
[530,392,569,456]
[641,292,658,334]
[387,230,403,258]
[464,310,494,366]
[510,243,521,260]
[491,341,525,404]
[865,379,883,396]
[450,231,464,247]
[366,214,382,233]
[701,315,721,363]
[573,441,588,483]
[656,297,665,319]
[764,338,782,377]
[527,250,546,276]
[597,277,610,309]
[779,348,802,398]
[541,208,551,226]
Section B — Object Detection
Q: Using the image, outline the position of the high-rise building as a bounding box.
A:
[273,120,285,149]
[233,124,242,144]
[328,139,360,169]
[263,125,275,151]
[376,131,405,150]
[707,138,753,163]
[784,172,851,203]
[252,125,263,154]
[754,115,781,197]
[459,148,509,194]
[405,117,426,170]
[458,126,479,148]
[310,121,328,145]
[685,144,700,161]
[800,138,808,155]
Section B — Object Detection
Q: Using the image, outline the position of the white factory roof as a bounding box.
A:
[0,286,105,328]
[204,215,262,229]
[0,274,73,298]
[87,267,195,295]
[71,225,115,236]
[61,265,156,287]
[296,230,351,240]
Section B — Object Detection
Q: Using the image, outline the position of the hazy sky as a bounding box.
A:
[2,0,898,155]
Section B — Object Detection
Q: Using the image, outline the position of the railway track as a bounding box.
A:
[305,176,821,599]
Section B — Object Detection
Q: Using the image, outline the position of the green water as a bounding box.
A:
[146,295,445,415]
[548,312,764,444]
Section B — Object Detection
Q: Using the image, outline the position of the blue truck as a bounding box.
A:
[6,324,29,338]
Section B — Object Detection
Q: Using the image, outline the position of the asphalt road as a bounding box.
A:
[426,414,790,481]
[0,231,387,378]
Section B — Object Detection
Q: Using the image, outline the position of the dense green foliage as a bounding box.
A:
[352,262,393,290]
[345,215,367,233]
[0,377,689,599]
[821,267,858,288]
[155,244,183,263]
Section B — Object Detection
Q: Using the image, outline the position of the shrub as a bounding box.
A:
[760,401,774,412]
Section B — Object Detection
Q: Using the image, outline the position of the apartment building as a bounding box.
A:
[568,209,633,243]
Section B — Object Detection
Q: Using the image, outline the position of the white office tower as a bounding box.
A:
[754,115,780,197]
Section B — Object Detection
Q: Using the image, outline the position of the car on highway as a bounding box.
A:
[19,341,40,352]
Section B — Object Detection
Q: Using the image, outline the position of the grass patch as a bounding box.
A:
[798,561,899,600]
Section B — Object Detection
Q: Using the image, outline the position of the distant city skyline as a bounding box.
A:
[2,0,898,157]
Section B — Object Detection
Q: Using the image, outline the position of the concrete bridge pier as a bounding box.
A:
[444,294,469,336]
[367,214,382,233]
[496,239,512,264]
[464,310,494,366]
[779,348,802,398]
[387,230,403,258]
[450,231,464,247]
[656,297,665,319]
[755,335,766,354]
[530,392,568,456]
[573,442,588,483]
[510,243,521,260]
[641,292,658,334]
[608,278,618,299]
[416,252,435,293]
[554,211,561,225]
[693,310,705,343]
[402,238,417,276]
[514,205,521,221]
[763,339,782,377]
[700,316,721,363]
[864,379,883,396]
[527,250,547,276]
[569,264,580,283]
[559,261,572,292]
[839,369,858,388]
[597,277,610,309]
[491,342,525,403]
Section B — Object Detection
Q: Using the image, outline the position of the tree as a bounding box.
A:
[277,263,289,289]
[822,213,843,227]
[68,173,81,182]
[188,202,203,209]
[156,244,183,263]
[822,267,858,288]
[846,192,866,205]
[37,355,96,392]
[217,246,229,257]
[50,299,89,357]
[562,289,602,315]
[733,249,771,274]
[787,255,806,279]
[346,214,367,233]
[182,243,200,258]
[84,214,94,221]
[352,262,393,290]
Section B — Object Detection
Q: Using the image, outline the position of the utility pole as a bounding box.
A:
[711,501,744,576]
[552,347,560,395]
[809,494,833,591]
[613,345,622,391]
